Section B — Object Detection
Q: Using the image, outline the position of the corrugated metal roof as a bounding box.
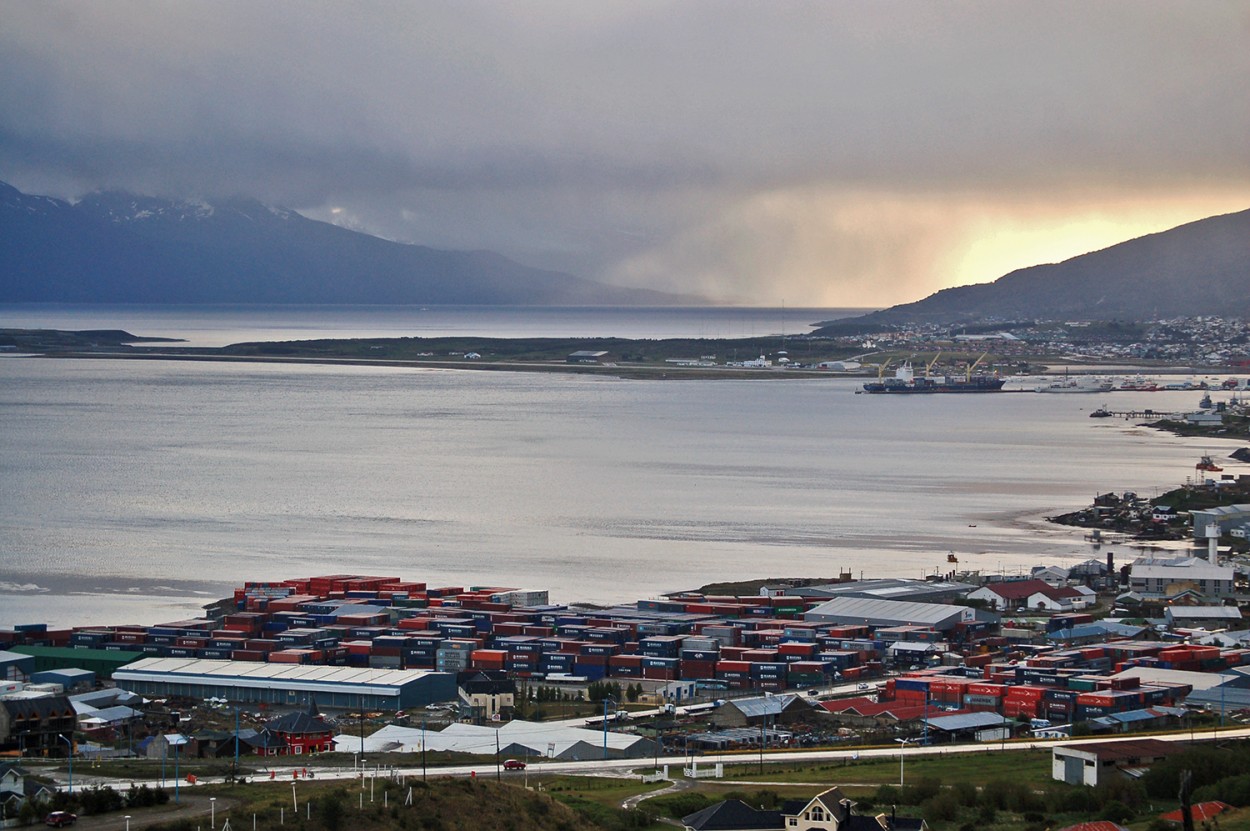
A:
[730,693,804,719]
[804,596,975,627]
[924,711,1007,731]
[1166,606,1242,619]
[1048,622,1146,641]
[1133,562,1233,580]
[889,642,940,653]
[113,657,443,692]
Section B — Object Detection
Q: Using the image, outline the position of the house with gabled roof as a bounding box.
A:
[709,694,811,729]
[0,762,53,818]
[682,799,782,831]
[0,696,77,755]
[260,700,335,756]
[968,580,1091,612]
[819,698,945,729]
[780,787,926,830]
[682,787,926,831]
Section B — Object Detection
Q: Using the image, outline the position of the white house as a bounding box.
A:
[1031,566,1071,588]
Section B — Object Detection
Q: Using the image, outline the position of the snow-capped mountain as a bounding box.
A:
[0,181,693,306]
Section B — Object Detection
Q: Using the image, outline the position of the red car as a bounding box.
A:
[45,812,77,828]
[503,759,526,770]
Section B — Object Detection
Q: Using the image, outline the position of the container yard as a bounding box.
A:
[3,571,1249,750]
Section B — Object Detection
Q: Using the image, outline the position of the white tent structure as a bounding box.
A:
[333,719,654,760]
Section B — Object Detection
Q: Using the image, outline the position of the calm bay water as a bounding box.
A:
[0,306,1233,627]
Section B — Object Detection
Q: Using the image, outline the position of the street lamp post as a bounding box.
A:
[58,734,73,794]
[896,738,912,786]
[602,698,616,760]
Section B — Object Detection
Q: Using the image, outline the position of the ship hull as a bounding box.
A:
[862,378,1006,394]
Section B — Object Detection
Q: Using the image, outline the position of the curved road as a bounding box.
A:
[44,725,1250,797]
[60,794,239,831]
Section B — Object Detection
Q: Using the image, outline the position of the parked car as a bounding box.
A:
[45,812,77,827]
[503,759,526,770]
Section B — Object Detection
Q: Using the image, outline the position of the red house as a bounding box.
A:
[258,701,336,756]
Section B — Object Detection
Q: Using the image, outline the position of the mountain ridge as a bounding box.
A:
[819,207,1250,331]
[0,181,698,306]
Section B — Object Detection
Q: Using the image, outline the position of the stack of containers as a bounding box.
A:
[368,635,407,669]
[963,682,1005,712]
[1043,688,1079,722]
[716,659,751,689]
[609,654,643,678]
[893,676,929,706]
[750,660,787,690]
[787,660,832,688]
[679,642,719,680]
[470,649,507,672]
[436,639,476,673]
[1003,685,1044,719]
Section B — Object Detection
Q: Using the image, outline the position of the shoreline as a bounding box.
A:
[31,349,860,381]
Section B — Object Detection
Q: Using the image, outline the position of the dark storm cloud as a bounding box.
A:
[2,1,1248,303]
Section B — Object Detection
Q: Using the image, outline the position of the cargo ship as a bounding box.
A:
[861,359,1005,394]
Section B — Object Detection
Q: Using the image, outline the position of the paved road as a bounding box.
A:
[65,794,240,831]
[43,725,1250,794]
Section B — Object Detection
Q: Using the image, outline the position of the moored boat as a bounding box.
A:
[862,355,1005,394]
[1196,454,1223,472]
[1035,377,1114,394]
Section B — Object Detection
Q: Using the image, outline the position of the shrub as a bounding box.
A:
[874,785,901,807]
[901,776,941,805]
[649,791,714,819]
[1094,776,1146,811]
[1098,800,1134,823]
[981,778,1038,812]
[1142,745,1250,799]
[951,779,978,807]
[1193,772,1250,806]
[320,788,346,831]
[921,791,960,822]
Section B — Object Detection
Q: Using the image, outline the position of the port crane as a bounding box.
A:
[965,352,989,381]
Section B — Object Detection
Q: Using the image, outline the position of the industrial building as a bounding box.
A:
[1051,739,1179,787]
[1191,504,1250,539]
[778,578,976,605]
[112,657,456,710]
[1127,558,1235,599]
[803,596,998,633]
[10,645,142,679]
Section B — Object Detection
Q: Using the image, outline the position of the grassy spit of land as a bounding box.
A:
[8,327,1232,382]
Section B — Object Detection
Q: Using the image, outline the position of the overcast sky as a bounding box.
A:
[2,1,1248,306]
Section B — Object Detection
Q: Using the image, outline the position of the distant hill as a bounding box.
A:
[0,181,697,306]
[818,208,1250,331]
